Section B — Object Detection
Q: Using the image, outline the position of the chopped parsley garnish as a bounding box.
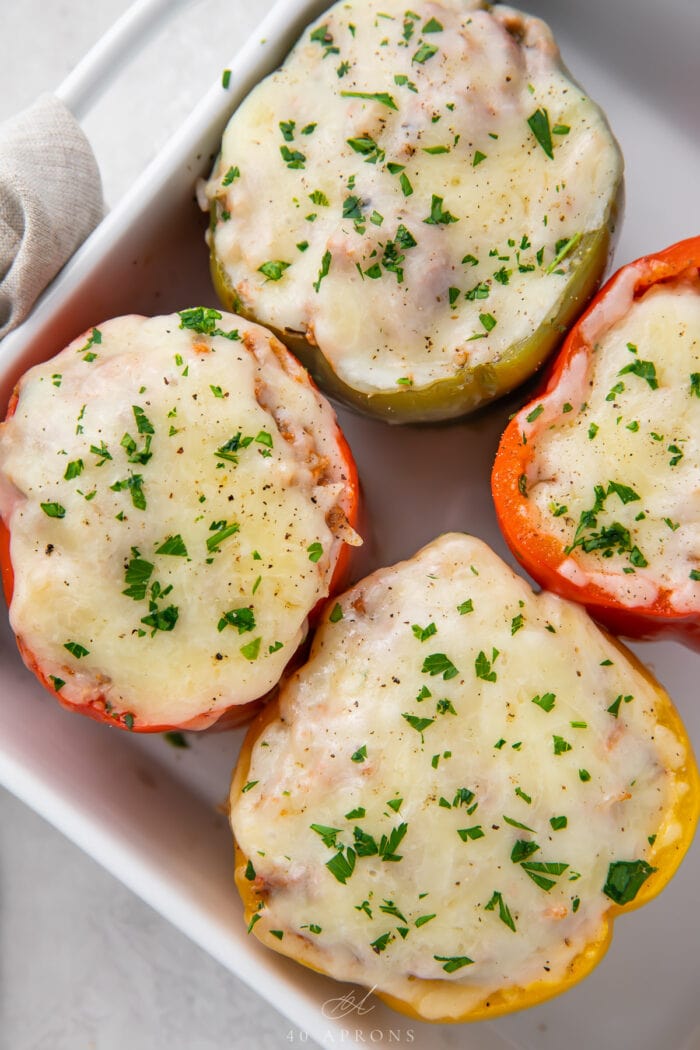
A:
[351,745,367,763]
[399,172,413,196]
[412,42,438,64]
[402,712,435,736]
[550,815,568,830]
[64,459,84,481]
[206,520,240,552]
[329,602,343,623]
[394,73,418,91]
[347,135,385,164]
[553,735,572,755]
[110,473,146,510]
[340,90,397,110]
[177,307,239,340]
[222,165,240,185]
[465,281,489,301]
[310,824,340,848]
[307,542,323,562]
[49,676,65,692]
[422,653,459,680]
[218,607,255,634]
[122,555,154,601]
[527,108,553,158]
[545,231,582,273]
[64,640,89,659]
[424,194,458,225]
[457,826,485,841]
[280,145,306,168]
[503,815,534,832]
[511,839,539,863]
[565,482,648,568]
[668,443,684,467]
[90,442,112,464]
[474,648,498,683]
[141,600,179,635]
[77,328,102,362]
[618,357,658,390]
[370,932,393,954]
[40,502,66,518]
[485,891,516,932]
[603,859,656,905]
[434,955,473,973]
[414,913,436,927]
[521,860,569,891]
[240,637,262,661]
[379,823,407,862]
[457,598,474,614]
[607,693,633,717]
[532,692,556,712]
[258,260,291,281]
[473,150,487,167]
[155,534,188,557]
[379,899,407,923]
[412,622,437,642]
[313,251,332,292]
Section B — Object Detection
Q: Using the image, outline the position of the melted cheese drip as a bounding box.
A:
[0,313,356,727]
[231,534,685,1017]
[205,0,621,393]
[527,281,700,610]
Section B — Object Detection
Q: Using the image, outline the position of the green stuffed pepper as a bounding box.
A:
[203,0,623,424]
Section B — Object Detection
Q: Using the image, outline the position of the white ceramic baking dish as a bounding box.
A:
[1,0,699,1047]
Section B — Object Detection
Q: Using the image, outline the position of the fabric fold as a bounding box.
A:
[0,94,104,339]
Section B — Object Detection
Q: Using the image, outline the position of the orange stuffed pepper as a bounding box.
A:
[492,237,700,647]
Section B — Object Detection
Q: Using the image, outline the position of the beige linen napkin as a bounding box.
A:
[0,94,104,339]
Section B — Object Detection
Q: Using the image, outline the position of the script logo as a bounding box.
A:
[321,986,377,1020]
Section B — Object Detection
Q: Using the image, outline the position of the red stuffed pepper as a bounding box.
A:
[492,237,700,647]
[0,309,360,731]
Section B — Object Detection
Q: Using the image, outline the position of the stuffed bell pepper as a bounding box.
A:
[229,534,698,1022]
[0,309,360,731]
[202,0,623,423]
[492,237,700,647]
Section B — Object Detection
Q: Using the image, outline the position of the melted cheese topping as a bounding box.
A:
[231,534,687,1018]
[526,280,700,610]
[205,0,622,394]
[0,312,358,728]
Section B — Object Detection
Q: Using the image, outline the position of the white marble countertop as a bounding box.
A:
[0,3,305,1047]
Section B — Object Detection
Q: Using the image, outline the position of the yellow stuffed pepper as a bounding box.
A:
[229,534,698,1022]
